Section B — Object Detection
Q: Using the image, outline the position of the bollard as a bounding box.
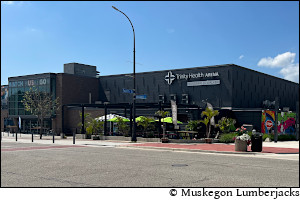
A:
[32,132,34,142]
[73,131,75,144]
[16,131,18,141]
[53,131,55,144]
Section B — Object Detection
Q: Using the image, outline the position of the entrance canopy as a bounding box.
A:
[108,117,130,122]
[96,114,123,121]
[156,117,183,124]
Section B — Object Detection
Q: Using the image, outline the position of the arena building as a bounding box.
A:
[1,63,299,137]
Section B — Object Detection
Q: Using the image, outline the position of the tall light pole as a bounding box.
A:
[112,6,137,142]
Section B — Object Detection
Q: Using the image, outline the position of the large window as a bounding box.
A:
[8,76,54,116]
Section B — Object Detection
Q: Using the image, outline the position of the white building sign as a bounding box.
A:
[165,71,176,85]
[165,71,220,85]
[187,80,220,87]
[176,72,219,80]
[171,100,177,125]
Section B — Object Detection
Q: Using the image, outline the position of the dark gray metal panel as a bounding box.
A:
[231,65,299,111]
[100,64,233,108]
[99,64,299,113]
[233,111,262,131]
[63,63,97,78]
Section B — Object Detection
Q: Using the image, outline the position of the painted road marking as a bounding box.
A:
[1,145,86,152]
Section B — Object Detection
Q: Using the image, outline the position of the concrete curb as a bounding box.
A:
[120,145,259,155]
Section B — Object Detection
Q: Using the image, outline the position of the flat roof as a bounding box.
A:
[8,73,56,80]
[100,63,299,85]
[6,63,299,85]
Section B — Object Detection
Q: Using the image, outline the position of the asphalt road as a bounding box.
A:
[1,141,299,187]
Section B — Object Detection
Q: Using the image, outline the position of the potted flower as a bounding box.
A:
[236,126,247,135]
[234,132,251,151]
[86,118,104,140]
[155,110,170,143]
[199,107,219,143]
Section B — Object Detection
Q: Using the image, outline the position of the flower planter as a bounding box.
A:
[205,138,213,144]
[85,134,91,139]
[99,135,105,140]
[92,135,100,140]
[161,138,169,143]
[235,139,248,151]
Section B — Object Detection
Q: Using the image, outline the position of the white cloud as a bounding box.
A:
[239,55,244,59]
[257,52,296,68]
[257,52,299,83]
[279,64,299,83]
[1,1,14,5]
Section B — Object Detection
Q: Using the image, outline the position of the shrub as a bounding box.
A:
[219,132,238,143]
[186,120,200,131]
[263,134,296,141]
[278,134,297,141]
[217,117,236,134]
[247,131,252,138]
[262,134,270,141]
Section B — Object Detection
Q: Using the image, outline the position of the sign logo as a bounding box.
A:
[265,120,273,129]
[165,71,220,85]
[165,71,175,85]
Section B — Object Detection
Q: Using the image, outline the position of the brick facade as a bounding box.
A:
[53,73,100,134]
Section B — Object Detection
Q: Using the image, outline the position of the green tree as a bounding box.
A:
[115,116,129,136]
[137,116,155,137]
[155,110,170,139]
[186,120,200,131]
[200,107,219,138]
[86,118,104,136]
[22,88,59,139]
[199,117,210,138]
[77,112,91,134]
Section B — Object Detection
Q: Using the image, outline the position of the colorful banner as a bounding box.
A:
[261,110,296,134]
[261,110,275,134]
[1,85,8,106]
[277,112,296,134]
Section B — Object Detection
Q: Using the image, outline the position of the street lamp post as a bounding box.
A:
[112,6,137,142]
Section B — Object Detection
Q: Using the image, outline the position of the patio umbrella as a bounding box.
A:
[96,114,128,121]
[108,117,130,122]
[135,116,155,122]
[96,114,116,121]
[156,117,183,124]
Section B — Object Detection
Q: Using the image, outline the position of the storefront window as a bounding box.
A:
[25,87,31,92]
[18,109,25,115]
[9,108,17,115]
[17,81,24,87]
[18,102,24,109]
[25,110,31,115]
[8,75,54,116]
[46,78,50,85]
[39,85,46,92]
[9,81,17,87]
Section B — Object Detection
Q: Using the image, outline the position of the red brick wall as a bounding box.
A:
[1,109,8,131]
[64,108,104,133]
[53,73,100,133]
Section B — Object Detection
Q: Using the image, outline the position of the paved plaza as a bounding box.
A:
[1,133,299,187]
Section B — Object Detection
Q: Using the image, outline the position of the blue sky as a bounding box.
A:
[1,1,299,85]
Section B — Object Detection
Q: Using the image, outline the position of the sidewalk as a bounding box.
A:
[1,132,299,155]
[125,142,299,154]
